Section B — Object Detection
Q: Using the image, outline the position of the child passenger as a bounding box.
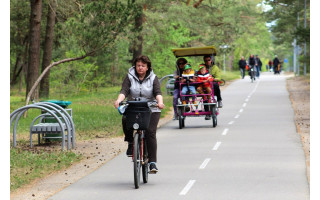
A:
[196,64,214,103]
[181,64,196,105]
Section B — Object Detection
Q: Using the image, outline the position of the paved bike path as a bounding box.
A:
[49,72,309,200]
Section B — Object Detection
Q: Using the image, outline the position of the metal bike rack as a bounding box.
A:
[10,102,76,150]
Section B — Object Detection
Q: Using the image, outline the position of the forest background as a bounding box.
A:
[10,0,310,100]
[9,0,310,193]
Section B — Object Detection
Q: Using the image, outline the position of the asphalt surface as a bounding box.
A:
[49,72,309,200]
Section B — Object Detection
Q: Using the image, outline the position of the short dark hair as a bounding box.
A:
[203,55,211,61]
[133,55,152,69]
[176,58,187,66]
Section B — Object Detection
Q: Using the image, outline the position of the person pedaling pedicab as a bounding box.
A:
[172,58,188,120]
[202,55,223,120]
[196,64,214,103]
[181,64,197,105]
[203,55,223,108]
[114,55,165,174]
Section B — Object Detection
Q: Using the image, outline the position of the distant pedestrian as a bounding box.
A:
[273,55,280,74]
[255,55,262,78]
[238,56,247,79]
[268,59,273,72]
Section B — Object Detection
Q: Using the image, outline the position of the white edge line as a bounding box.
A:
[222,128,229,135]
[179,180,196,195]
[199,158,211,169]
[212,141,222,150]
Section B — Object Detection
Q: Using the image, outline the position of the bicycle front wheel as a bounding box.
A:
[133,133,141,189]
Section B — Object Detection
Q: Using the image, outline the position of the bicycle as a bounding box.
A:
[249,66,256,83]
[119,100,157,189]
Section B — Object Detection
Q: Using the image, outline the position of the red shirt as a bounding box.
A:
[197,71,213,87]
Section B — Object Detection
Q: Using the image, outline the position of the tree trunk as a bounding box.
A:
[11,54,22,87]
[27,0,42,101]
[131,6,143,62]
[40,0,56,98]
[229,53,234,71]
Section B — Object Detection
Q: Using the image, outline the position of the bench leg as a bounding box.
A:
[30,131,33,148]
[38,133,41,145]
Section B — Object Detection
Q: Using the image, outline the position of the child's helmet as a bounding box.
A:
[184,64,192,70]
[199,64,206,70]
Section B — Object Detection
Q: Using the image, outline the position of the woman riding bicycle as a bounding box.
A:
[114,55,165,173]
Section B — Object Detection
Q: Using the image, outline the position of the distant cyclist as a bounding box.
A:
[248,54,256,79]
[238,56,247,79]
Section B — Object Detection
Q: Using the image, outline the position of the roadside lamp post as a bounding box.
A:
[219,45,229,73]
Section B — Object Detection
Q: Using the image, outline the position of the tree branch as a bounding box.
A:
[25,53,90,106]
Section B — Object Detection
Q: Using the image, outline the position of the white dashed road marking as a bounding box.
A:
[199,158,211,169]
[212,141,221,150]
[179,180,196,195]
[222,128,229,135]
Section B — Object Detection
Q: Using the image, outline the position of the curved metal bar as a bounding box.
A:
[35,102,75,148]
[159,74,174,85]
[10,105,66,150]
[33,103,73,149]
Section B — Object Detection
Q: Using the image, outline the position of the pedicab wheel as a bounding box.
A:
[142,139,148,183]
[133,133,141,189]
[178,108,183,129]
[211,105,217,127]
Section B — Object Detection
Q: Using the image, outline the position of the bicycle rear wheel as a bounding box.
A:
[142,138,148,183]
[133,133,141,189]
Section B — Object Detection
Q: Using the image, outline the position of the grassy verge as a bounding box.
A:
[10,85,173,191]
[10,147,81,191]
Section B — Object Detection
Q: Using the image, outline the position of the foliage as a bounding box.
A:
[264,0,310,73]
[65,0,139,54]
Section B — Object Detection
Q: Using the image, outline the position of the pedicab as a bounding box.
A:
[171,45,220,129]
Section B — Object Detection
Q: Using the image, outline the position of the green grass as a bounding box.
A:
[221,70,242,81]
[10,148,81,191]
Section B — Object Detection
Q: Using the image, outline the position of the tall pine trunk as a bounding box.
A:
[27,0,42,101]
[40,0,56,98]
[131,6,143,61]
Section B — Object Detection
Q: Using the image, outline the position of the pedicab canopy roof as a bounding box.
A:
[171,45,217,57]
